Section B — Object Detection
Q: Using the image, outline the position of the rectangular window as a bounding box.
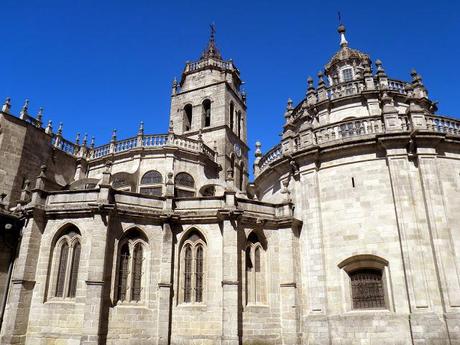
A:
[342,68,353,82]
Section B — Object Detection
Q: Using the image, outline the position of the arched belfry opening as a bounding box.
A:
[202,99,211,127]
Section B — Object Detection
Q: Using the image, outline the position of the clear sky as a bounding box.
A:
[2,0,459,175]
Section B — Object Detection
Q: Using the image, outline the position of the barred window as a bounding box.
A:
[245,232,266,305]
[140,170,163,196]
[338,254,390,311]
[342,68,353,82]
[50,225,82,300]
[180,230,206,304]
[350,269,385,309]
[115,229,148,304]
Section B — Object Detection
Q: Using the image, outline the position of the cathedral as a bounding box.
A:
[0,24,459,345]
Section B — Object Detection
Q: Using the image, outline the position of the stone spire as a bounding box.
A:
[338,24,348,47]
[201,23,222,60]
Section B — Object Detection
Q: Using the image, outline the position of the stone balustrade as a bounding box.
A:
[185,58,234,73]
[257,113,460,175]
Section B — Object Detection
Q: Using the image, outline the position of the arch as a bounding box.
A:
[202,99,211,127]
[229,101,235,131]
[140,170,163,196]
[199,184,216,197]
[183,104,193,131]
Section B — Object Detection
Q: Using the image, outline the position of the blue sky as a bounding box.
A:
[2,0,459,172]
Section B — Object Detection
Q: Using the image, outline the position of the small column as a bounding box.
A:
[306,77,317,106]
[19,99,29,120]
[1,97,11,113]
[156,221,174,345]
[109,129,117,154]
[137,121,144,147]
[253,142,262,178]
[316,72,328,102]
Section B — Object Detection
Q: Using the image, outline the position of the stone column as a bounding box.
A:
[279,226,299,345]
[0,212,45,345]
[80,214,110,345]
[156,221,174,345]
[221,217,239,345]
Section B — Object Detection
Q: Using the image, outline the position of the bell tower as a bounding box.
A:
[169,25,248,191]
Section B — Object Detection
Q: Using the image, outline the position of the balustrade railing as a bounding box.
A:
[185,58,233,73]
[259,143,282,171]
[426,115,460,135]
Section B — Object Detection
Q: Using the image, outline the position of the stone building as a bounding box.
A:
[0,24,459,345]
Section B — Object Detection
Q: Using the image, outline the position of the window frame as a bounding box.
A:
[48,229,82,301]
[139,170,163,197]
[183,104,193,132]
[178,231,207,305]
[338,254,392,312]
[244,233,267,307]
[341,67,354,82]
[113,234,149,305]
[174,172,195,198]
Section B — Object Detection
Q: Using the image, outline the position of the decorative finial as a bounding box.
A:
[317,71,325,87]
[111,129,117,142]
[337,22,348,47]
[36,107,44,127]
[168,119,174,133]
[2,97,11,113]
[57,122,63,136]
[201,23,222,59]
[45,120,53,134]
[82,133,88,147]
[198,128,203,141]
[20,99,29,119]
[375,59,386,77]
[138,121,144,136]
[286,98,293,110]
[75,133,80,145]
[255,141,262,158]
[172,77,178,95]
[90,136,95,149]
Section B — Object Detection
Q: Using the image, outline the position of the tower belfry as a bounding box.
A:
[169,25,248,190]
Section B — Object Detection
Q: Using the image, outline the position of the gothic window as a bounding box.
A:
[50,225,82,299]
[338,254,390,311]
[342,68,353,82]
[184,104,193,131]
[175,172,195,197]
[115,229,148,304]
[350,269,385,309]
[229,101,234,131]
[202,99,211,127]
[245,232,266,305]
[180,230,206,304]
[140,170,163,196]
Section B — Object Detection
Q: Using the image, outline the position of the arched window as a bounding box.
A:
[112,176,131,191]
[200,185,215,197]
[338,254,390,310]
[115,229,148,303]
[202,99,211,127]
[229,102,234,131]
[184,104,193,132]
[140,170,163,196]
[50,225,82,299]
[245,232,266,305]
[175,172,195,197]
[180,230,206,304]
[237,110,242,138]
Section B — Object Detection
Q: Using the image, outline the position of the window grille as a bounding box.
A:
[175,173,195,188]
[139,187,162,196]
[141,171,162,185]
[342,68,353,82]
[117,244,130,301]
[55,243,69,297]
[131,244,143,301]
[350,269,385,309]
[67,242,81,298]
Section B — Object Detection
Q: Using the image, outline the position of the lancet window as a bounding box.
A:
[245,232,266,305]
[180,230,206,304]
